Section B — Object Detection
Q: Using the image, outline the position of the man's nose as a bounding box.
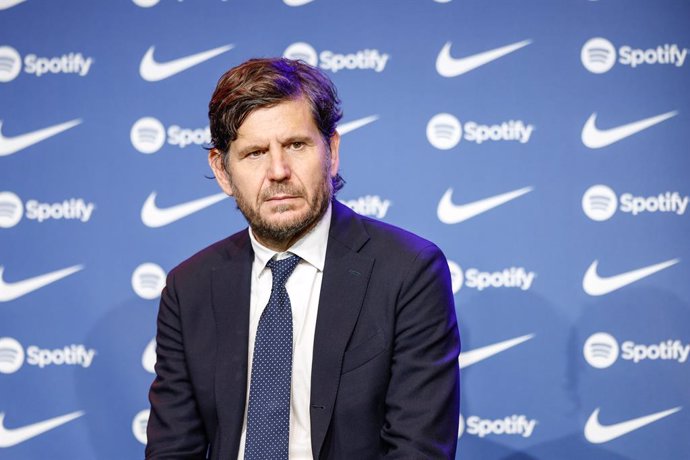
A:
[266,147,291,181]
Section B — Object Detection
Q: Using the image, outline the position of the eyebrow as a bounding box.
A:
[281,135,314,145]
[235,143,268,156]
[234,135,316,156]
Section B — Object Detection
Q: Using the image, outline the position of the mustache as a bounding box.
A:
[261,183,304,201]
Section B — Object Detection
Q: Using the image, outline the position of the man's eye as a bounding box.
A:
[289,142,305,150]
[246,150,262,158]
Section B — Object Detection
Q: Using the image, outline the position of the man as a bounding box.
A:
[146,58,460,459]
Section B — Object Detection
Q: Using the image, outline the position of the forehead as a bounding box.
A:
[235,97,318,141]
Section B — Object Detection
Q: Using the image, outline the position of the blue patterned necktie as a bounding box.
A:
[244,254,301,460]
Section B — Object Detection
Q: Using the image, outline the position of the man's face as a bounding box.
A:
[209,96,340,251]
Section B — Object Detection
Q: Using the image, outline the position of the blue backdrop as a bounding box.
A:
[1,0,689,458]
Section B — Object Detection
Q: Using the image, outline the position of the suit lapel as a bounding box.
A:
[211,231,253,458]
[310,201,374,457]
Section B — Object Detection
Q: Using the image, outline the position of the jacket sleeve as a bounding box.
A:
[146,271,209,459]
[381,244,461,459]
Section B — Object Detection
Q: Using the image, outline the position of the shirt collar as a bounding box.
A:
[248,202,332,272]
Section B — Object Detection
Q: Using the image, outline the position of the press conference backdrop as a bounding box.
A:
[1,0,689,458]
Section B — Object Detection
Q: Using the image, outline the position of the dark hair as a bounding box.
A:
[208,58,344,193]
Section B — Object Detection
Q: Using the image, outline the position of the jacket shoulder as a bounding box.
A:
[331,199,443,260]
[169,228,250,279]
[365,216,435,248]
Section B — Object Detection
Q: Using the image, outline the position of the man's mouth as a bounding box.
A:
[266,194,299,202]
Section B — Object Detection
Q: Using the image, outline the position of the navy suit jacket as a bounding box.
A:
[146,200,460,459]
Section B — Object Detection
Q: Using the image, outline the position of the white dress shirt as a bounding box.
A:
[237,204,331,460]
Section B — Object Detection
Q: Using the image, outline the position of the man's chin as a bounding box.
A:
[238,188,331,248]
[262,202,306,219]
[260,209,310,232]
[251,200,327,248]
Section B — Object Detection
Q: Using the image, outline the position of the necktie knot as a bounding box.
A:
[267,255,300,287]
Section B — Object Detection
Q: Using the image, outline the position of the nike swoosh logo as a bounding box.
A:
[337,115,379,135]
[436,40,532,77]
[583,258,679,296]
[141,192,228,228]
[142,338,156,374]
[459,334,534,369]
[0,119,82,157]
[283,0,315,5]
[0,0,26,10]
[0,411,84,447]
[0,265,84,302]
[139,44,234,82]
[584,407,681,444]
[581,111,678,149]
[437,187,533,224]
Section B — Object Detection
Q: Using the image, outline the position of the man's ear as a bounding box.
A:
[328,131,340,177]
[208,149,234,196]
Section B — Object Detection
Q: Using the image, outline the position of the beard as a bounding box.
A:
[231,171,333,249]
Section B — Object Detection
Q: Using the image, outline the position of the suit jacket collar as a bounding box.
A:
[211,229,253,458]
[310,200,374,457]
